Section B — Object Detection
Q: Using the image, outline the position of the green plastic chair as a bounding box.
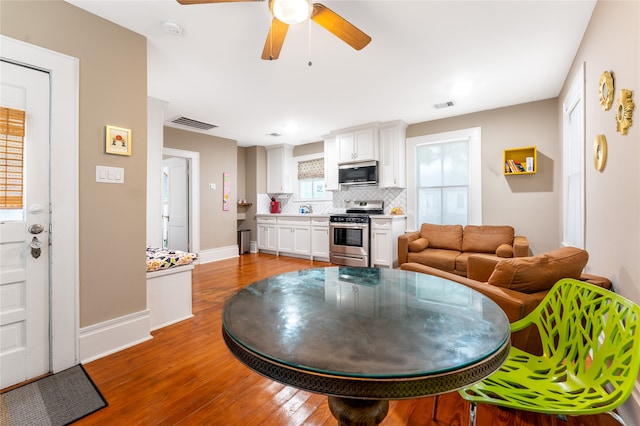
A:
[458,278,640,426]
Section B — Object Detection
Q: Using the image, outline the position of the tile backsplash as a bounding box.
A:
[258,187,406,215]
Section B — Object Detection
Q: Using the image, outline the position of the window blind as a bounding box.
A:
[297,158,324,180]
[0,106,26,209]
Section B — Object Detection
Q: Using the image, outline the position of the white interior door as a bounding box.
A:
[0,60,51,388]
[163,156,189,251]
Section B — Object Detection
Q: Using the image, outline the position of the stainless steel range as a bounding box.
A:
[329,200,384,267]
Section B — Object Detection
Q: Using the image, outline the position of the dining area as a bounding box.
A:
[77,254,634,426]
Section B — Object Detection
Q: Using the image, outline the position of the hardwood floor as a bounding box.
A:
[78,254,619,425]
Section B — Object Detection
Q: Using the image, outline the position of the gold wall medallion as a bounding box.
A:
[599,71,614,111]
[615,89,635,135]
[593,134,607,171]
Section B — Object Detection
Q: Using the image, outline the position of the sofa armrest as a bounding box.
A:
[579,273,612,289]
[513,235,529,257]
[467,254,501,282]
[397,231,420,266]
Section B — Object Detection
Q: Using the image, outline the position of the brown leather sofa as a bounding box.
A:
[400,247,612,354]
[398,223,529,276]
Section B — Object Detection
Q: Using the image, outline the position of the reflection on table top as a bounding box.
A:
[223,267,510,380]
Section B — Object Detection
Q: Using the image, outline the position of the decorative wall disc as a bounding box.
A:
[599,71,614,111]
[593,134,607,171]
[616,89,634,135]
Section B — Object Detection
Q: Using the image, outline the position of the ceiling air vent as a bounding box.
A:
[169,116,218,131]
[433,101,455,109]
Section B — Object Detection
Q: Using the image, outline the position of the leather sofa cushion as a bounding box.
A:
[407,249,460,274]
[409,237,429,252]
[488,247,588,293]
[496,243,514,258]
[462,225,514,254]
[419,224,463,251]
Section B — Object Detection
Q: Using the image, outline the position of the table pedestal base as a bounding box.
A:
[328,396,389,426]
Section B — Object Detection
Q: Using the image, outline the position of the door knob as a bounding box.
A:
[31,236,42,259]
[28,224,44,234]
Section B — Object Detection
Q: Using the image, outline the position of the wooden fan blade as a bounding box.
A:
[261,18,289,60]
[177,0,263,5]
[311,3,371,50]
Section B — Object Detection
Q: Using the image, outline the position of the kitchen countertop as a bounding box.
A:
[256,213,406,219]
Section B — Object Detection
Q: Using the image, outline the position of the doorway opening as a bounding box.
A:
[162,147,200,254]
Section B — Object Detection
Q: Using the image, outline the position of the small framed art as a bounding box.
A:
[105,125,132,156]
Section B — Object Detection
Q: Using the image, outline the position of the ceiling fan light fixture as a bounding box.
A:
[271,0,312,25]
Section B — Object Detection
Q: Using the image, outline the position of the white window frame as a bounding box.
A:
[293,153,331,202]
[561,63,585,249]
[406,127,482,231]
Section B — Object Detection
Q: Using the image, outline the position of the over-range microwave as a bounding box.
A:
[338,161,378,186]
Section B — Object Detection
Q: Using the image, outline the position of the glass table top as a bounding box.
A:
[223,267,510,379]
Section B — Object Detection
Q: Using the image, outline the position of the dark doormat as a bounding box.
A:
[0,364,107,425]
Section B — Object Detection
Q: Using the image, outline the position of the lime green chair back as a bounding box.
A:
[459,278,640,425]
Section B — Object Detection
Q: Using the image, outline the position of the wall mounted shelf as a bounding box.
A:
[503,146,537,175]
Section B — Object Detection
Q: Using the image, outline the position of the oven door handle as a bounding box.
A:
[330,224,368,229]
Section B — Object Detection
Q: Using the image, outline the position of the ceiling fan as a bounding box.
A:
[177,0,372,60]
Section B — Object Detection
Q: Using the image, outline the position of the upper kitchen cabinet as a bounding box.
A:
[324,136,339,191]
[379,120,407,188]
[266,144,294,193]
[336,124,379,163]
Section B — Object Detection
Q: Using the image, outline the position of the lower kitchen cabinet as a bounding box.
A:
[277,217,311,257]
[370,216,406,268]
[257,217,277,251]
[311,217,330,261]
[256,215,330,260]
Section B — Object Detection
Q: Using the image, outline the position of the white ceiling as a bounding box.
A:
[67,0,596,147]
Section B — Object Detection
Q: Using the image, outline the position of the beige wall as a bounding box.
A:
[164,127,238,249]
[237,147,246,203]
[240,146,262,239]
[1,0,148,327]
[560,0,639,304]
[408,99,560,254]
[293,141,323,157]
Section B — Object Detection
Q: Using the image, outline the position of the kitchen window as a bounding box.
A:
[296,155,330,201]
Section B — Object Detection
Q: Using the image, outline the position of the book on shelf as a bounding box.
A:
[505,159,526,173]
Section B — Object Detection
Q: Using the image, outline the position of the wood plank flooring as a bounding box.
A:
[77,254,619,425]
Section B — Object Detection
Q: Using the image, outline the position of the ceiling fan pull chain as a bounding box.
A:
[269,24,274,61]
[307,17,312,66]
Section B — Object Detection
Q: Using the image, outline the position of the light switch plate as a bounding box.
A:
[96,166,125,184]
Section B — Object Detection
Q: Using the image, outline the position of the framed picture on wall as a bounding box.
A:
[105,125,132,156]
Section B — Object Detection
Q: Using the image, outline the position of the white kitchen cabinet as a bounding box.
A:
[379,120,407,188]
[277,217,311,257]
[257,217,277,251]
[370,216,406,268]
[266,144,294,193]
[311,217,330,260]
[336,125,378,163]
[324,137,339,191]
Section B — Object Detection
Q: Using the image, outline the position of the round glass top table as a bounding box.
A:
[222,267,510,425]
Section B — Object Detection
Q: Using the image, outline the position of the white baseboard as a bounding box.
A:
[198,245,239,264]
[79,310,152,364]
